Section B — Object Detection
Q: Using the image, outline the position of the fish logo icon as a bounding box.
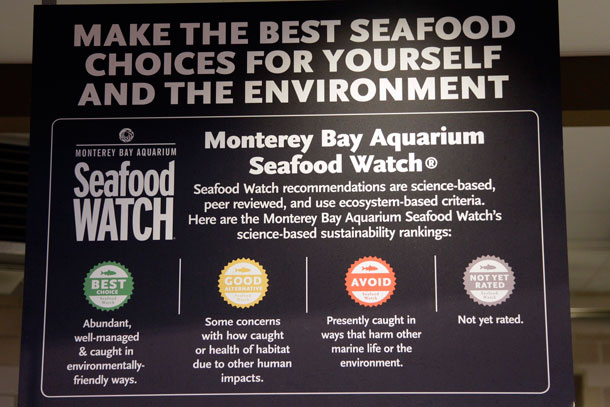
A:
[100,270,117,276]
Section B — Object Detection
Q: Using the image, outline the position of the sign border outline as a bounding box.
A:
[40,109,550,398]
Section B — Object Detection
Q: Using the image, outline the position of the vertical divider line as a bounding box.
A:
[305,257,309,314]
[178,258,182,315]
[434,255,438,312]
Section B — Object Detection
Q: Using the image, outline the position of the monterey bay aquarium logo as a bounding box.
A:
[72,160,175,242]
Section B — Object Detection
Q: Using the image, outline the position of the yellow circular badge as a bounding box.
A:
[218,259,268,308]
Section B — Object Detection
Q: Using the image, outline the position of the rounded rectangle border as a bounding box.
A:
[41,110,549,398]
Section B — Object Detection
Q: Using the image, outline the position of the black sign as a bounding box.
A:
[21,1,573,406]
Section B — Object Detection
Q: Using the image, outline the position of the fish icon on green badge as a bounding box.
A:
[100,270,117,276]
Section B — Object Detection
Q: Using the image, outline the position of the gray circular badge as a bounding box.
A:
[463,256,515,306]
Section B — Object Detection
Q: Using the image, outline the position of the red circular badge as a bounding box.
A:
[345,256,396,307]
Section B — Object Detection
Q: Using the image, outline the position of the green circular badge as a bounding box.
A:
[84,262,134,311]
